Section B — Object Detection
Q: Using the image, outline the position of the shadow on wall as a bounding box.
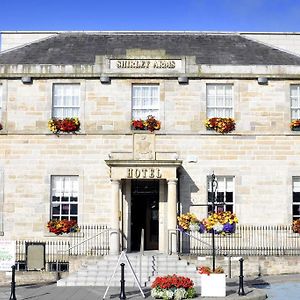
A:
[178,167,199,254]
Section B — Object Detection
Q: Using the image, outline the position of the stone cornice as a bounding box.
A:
[105,159,182,167]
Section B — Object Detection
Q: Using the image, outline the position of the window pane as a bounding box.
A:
[206,84,233,118]
[70,204,78,214]
[207,176,234,214]
[291,86,300,121]
[293,192,300,202]
[52,204,60,215]
[132,85,159,119]
[293,205,300,215]
[52,84,80,118]
[226,192,233,202]
[61,204,69,215]
[51,175,79,221]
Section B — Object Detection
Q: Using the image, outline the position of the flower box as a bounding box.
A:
[291,119,300,131]
[48,117,80,135]
[205,117,235,134]
[200,274,226,297]
[47,220,80,235]
[292,219,300,233]
[292,127,300,131]
[131,115,161,132]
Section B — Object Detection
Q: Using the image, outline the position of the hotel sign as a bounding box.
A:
[110,59,182,72]
[127,168,162,179]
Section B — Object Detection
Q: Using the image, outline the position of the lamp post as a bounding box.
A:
[210,173,218,272]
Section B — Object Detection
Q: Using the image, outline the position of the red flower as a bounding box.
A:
[151,274,194,289]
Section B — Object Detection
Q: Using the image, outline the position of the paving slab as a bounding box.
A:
[0,281,267,300]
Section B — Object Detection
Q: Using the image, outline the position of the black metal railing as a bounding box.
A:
[15,224,110,271]
[178,224,300,256]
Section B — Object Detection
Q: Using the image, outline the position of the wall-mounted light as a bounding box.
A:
[100,75,111,84]
[257,77,268,85]
[178,76,189,84]
[21,76,33,84]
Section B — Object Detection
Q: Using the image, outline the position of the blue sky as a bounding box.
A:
[0,0,299,32]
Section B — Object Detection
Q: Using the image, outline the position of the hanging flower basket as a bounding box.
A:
[151,274,196,299]
[47,219,80,235]
[205,117,235,134]
[131,115,161,132]
[48,117,80,134]
[177,211,238,235]
[290,120,300,131]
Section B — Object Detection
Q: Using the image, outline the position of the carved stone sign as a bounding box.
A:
[110,59,182,72]
[127,168,162,179]
[134,134,155,160]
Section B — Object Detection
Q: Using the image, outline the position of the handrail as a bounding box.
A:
[140,228,144,256]
[168,228,224,255]
[58,228,110,254]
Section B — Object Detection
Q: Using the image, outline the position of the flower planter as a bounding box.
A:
[292,127,300,131]
[201,274,226,297]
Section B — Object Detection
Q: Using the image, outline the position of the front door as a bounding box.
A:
[131,180,159,251]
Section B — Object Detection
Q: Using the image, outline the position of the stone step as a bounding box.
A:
[57,254,201,287]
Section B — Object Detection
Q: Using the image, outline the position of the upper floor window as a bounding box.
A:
[52,84,80,118]
[206,84,233,118]
[50,176,79,222]
[207,176,234,214]
[132,85,159,120]
[0,84,2,120]
[292,177,300,221]
[291,85,300,120]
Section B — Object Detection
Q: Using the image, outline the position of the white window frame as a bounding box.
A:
[50,176,79,221]
[292,177,300,220]
[131,84,160,120]
[0,84,2,121]
[52,84,80,119]
[291,85,300,120]
[206,84,234,118]
[207,176,235,214]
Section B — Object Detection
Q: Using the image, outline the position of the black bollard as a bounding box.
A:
[9,265,17,300]
[238,258,246,296]
[119,263,126,300]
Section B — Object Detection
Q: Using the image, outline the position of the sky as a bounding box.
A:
[0,0,300,32]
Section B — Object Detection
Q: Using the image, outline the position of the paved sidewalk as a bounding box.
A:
[0,277,268,300]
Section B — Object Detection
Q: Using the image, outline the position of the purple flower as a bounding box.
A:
[223,223,235,233]
[199,222,206,233]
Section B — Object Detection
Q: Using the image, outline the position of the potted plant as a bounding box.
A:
[131,115,161,132]
[48,117,80,135]
[0,123,2,131]
[290,120,300,131]
[151,274,196,299]
[47,219,80,235]
[198,266,226,297]
[205,117,235,134]
[292,219,300,233]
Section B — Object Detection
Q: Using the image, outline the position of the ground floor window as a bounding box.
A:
[293,177,300,220]
[50,176,78,221]
[207,176,234,214]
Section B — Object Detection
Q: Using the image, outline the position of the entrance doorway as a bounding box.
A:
[131,180,159,251]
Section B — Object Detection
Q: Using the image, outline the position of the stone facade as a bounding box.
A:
[0,32,300,255]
